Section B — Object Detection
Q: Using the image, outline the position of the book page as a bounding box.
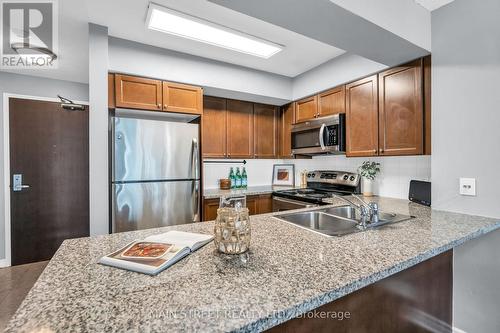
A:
[145,231,213,250]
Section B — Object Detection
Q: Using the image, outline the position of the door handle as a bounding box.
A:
[319,124,326,150]
[12,174,30,192]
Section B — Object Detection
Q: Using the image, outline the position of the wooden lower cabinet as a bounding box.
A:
[346,75,379,157]
[269,250,452,333]
[203,194,273,221]
[378,59,423,156]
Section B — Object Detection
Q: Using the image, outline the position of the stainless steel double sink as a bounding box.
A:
[275,205,414,237]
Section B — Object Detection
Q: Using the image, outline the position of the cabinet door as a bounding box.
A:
[279,103,294,158]
[257,194,273,214]
[318,85,345,116]
[227,100,254,158]
[378,60,423,156]
[423,56,431,155]
[202,97,227,158]
[203,198,219,221]
[346,75,379,157]
[114,74,162,111]
[163,82,202,115]
[108,73,115,109]
[294,95,318,123]
[246,196,258,215]
[254,104,278,158]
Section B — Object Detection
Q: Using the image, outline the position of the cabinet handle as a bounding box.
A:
[380,149,384,154]
[164,104,168,109]
[157,103,161,109]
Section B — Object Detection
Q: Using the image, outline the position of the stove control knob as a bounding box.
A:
[312,173,316,178]
[343,175,349,181]
[307,173,312,178]
[349,176,356,181]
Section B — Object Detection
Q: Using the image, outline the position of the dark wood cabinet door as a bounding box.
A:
[279,103,294,158]
[346,75,379,157]
[318,85,345,116]
[246,196,258,215]
[114,74,162,111]
[378,60,423,156]
[227,100,254,158]
[203,198,219,221]
[163,82,203,115]
[254,104,278,158]
[202,96,227,158]
[294,95,318,123]
[423,56,432,155]
[257,194,273,214]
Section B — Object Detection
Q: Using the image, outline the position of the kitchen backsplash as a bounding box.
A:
[203,155,431,200]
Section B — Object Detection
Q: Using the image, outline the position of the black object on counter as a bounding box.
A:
[409,180,431,206]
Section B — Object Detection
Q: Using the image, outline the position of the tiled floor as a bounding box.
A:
[0,261,48,331]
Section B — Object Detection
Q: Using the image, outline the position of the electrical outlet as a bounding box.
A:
[459,178,476,196]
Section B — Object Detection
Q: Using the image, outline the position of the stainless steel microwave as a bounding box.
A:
[291,114,346,155]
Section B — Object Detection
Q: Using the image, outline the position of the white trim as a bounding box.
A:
[1,93,89,268]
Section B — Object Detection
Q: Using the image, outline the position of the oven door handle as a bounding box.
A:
[319,124,326,150]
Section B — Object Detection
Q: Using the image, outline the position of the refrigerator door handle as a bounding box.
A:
[192,181,200,222]
[192,138,199,180]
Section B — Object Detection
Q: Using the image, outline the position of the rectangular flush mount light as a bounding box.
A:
[146,3,283,59]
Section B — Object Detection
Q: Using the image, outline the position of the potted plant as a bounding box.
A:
[358,161,381,197]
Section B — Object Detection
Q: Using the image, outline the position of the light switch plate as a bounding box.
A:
[460,178,476,196]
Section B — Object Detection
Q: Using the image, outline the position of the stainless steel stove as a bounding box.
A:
[272,170,361,212]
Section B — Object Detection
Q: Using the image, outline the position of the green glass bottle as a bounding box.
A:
[229,167,236,189]
[241,167,248,188]
[235,167,242,188]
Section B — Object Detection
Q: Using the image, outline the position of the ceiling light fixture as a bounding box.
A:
[146,3,283,59]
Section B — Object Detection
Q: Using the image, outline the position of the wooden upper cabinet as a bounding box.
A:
[114,74,162,111]
[346,75,379,157]
[378,59,423,156]
[163,82,202,115]
[279,103,294,158]
[254,104,278,158]
[202,96,227,158]
[294,95,318,123]
[318,85,345,117]
[226,100,254,158]
[108,74,115,109]
[423,56,431,155]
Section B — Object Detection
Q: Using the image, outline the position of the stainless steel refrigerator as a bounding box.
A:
[111,112,200,233]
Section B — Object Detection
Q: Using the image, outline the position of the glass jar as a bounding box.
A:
[214,200,251,254]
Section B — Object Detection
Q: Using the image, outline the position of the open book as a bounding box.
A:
[98,231,213,275]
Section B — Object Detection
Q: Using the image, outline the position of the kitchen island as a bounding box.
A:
[6,197,500,332]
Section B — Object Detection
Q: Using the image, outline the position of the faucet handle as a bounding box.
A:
[368,202,379,212]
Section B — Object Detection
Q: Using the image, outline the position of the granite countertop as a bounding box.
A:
[203,185,296,199]
[7,197,500,333]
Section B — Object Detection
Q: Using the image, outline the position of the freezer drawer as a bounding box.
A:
[112,180,200,233]
[113,117,200,182]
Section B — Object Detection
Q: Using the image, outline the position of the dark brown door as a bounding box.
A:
[279,103,294,158]
[294,95,318,123]
[9,98,89,265]
[346,75,379,157]
[254,103,278,158]
[114,74,162,111]
[226,99,254,158]
[318,85,345,117]
[202,96,227,158]
[378,59,423,156]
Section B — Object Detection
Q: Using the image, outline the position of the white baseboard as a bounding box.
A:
[0,258,10,268]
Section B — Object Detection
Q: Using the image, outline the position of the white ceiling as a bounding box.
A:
[414,0,456,11]
[87,0,345,78]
